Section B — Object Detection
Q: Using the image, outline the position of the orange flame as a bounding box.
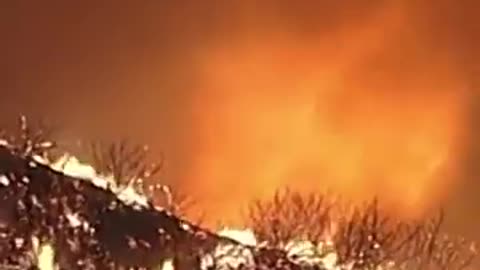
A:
[182,2,470,227]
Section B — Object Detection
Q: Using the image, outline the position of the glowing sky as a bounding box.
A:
[2,1,479,239]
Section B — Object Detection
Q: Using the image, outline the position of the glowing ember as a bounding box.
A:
[33,238,56,270]
[0,175,9,186]
[160,259,174,270]
[217,228,257,246]
[201,242,255,270]
[284,240,339,268]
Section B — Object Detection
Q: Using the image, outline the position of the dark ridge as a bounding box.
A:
[0,145,300,270]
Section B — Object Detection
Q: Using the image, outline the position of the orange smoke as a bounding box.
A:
[183,2,470,227]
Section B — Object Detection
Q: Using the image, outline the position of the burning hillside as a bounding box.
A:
[0,118,475,270]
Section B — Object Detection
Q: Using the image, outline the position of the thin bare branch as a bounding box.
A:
[0,116,57,159]
[248,188,334,247]
[89,140,163,187]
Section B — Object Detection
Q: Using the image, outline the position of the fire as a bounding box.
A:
[31,237,56,270]
[49,154,151,208]
[183,2,470,226]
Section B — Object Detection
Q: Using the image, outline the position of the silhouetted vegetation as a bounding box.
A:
[88,140,192,216]
[248,188,335,247]
[0,117,476,269]
[248,189,478,270]
[0,116,57,159]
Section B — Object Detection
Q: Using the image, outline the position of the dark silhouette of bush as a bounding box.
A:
[88,140,192,216]
[0,117,477,270]
[248,189,478,270]
[248,188,335,247]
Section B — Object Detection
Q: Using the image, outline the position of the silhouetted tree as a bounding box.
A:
[248,188,335,247]
[0,116,56,160]
[89,139,162,188]
[88,140,191,216]
[249,190,478,270]
[333,198,422,269]
[399,210,478,270]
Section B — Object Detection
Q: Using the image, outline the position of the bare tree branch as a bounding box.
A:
[400,210,478,270]
[0,116,57,160]
[248,188,334,248]
[89,139,163,188]
[88,140,193,216]
[333,198,424,269]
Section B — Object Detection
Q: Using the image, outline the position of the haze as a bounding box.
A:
[2,1,479,241]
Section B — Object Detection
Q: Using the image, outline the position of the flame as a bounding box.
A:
[49,154,151,208]
[216,228,344,269]
[217,228,257,246]
[183,2,470,226]
[33,237,56,270]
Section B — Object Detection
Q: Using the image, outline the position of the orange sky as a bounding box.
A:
[182,2,471,225]
[3,1,479,237]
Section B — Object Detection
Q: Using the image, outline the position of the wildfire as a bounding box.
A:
[33,238,56,270]
[49,154,152,208]
[183,2,470,226]
[30,143,476,270]
[43,152,346,269]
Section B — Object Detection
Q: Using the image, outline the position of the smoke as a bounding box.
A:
[2,1,478,231]
[181,1,471,226]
